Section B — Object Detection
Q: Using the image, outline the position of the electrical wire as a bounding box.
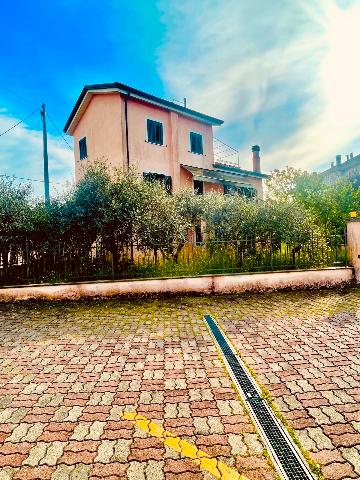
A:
[46,112,73,151]
[0,173,68,186]
[0,83,37,105]
[0,107,40,137]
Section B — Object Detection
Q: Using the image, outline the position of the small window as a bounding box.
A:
[224,184,256,198]
[195,224,202,244]
[194,180,204,195]
[190,132,203,155]
[79,137,87,160]
[143,172,172,193]
[147,119,163,145]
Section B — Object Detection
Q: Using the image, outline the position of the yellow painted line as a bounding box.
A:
[123,412,250,480]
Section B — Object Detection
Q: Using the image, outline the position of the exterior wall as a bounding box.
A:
[347,219,360,281]
[246,176,263,197]
[204,182,223,193]
[126,98,171,177]
[125,97,216,191]
[180,166,193,189]
[177,116,214,170]
[0,268,352,301]
[73,93,124,181]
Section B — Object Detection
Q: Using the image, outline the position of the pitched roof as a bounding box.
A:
[64,82,224,134]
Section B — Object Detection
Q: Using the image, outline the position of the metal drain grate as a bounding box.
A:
[204,314,316,480]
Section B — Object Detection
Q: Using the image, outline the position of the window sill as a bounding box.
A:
[145,140,167,147]
[188,151,205,156]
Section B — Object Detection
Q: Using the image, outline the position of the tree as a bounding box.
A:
[137,181,189,261]
[294,174,360,234]
[266,167,360,234]
[266,166,303,201]
[0,177,32,270]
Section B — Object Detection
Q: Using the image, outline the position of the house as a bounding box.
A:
[64,82,268,197]
[321,153,360,184]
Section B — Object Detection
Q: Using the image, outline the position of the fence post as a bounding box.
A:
[346,218,360,281]
[25,237,29,280]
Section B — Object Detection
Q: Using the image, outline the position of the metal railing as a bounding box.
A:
[0,234,347,286]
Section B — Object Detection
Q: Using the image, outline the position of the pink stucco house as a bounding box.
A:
[64,82,267,197]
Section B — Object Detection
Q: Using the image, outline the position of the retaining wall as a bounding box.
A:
[0,267,353,302]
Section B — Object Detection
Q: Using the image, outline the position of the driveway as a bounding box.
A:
[0,299,275,480]
[0,289,359,479]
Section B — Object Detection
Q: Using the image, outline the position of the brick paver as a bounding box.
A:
[207,288,360,480]
[0,300,276,479]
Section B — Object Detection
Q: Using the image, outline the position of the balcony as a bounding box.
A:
[213,138,242,170]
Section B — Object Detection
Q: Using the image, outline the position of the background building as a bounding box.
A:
[322,153,360,184]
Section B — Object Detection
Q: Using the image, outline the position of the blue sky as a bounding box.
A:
[1,0,360,196]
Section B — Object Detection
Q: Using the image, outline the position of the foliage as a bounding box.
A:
[202,191,316,245]
[266,167,360,234]
[266,166,303,201]
[0,177,32,240]
[0,163,353,284]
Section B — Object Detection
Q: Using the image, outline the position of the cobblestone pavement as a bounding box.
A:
[206,288,360,480]
[0,299,276,480]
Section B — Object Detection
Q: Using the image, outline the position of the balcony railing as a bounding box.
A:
[213,138,241,169]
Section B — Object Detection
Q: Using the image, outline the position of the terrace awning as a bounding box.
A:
[181,164,258,189]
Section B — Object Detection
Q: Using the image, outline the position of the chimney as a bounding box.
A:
[336,154,341,166]
[331,161,334,168]
[252,145,261,172]
[350,152,353,159]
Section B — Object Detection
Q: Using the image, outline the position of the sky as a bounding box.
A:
[1,0,360,197]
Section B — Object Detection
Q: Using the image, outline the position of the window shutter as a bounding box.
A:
[147,119,163,145]
[190,132,203,154]
[79,137,87,160]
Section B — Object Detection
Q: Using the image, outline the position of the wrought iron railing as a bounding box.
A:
[0,234,347,286]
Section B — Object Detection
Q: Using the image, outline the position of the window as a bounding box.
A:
[147,119,163,145]
[224,184,256,198]
[143,172,172,193]
[195,224,202,244]
[79,137,87,160]
[194,180,204,195]
[190,132,203,155]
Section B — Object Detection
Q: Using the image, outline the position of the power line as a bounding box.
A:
[0,173,69,186]
[0,83,37,106]
[46,112,73,151]
[0,107,40,137]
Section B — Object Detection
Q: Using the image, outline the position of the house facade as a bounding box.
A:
[64,82,267,197]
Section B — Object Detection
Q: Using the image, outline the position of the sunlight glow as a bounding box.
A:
[322,2,360,124]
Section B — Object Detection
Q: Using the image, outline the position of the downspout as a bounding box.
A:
[124,93,130,168]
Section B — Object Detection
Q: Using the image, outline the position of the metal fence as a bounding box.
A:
[0,234,347,286]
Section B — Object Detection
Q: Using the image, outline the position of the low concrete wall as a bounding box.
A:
[0,267,353,302]
[213,267,353,294]
[0,276,213,302]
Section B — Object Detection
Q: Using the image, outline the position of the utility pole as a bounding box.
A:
[40,104,50,206]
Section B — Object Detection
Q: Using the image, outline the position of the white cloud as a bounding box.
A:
[158,0,360,172]
[0,112,74,198]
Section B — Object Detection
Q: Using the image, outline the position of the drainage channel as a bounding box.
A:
[204,314,316,480]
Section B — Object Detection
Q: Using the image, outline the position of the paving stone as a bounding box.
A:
[307,427,334,450]
[228,434,247,455]
[341,447,360,475]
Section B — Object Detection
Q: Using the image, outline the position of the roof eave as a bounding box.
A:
[64,82,224,134]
